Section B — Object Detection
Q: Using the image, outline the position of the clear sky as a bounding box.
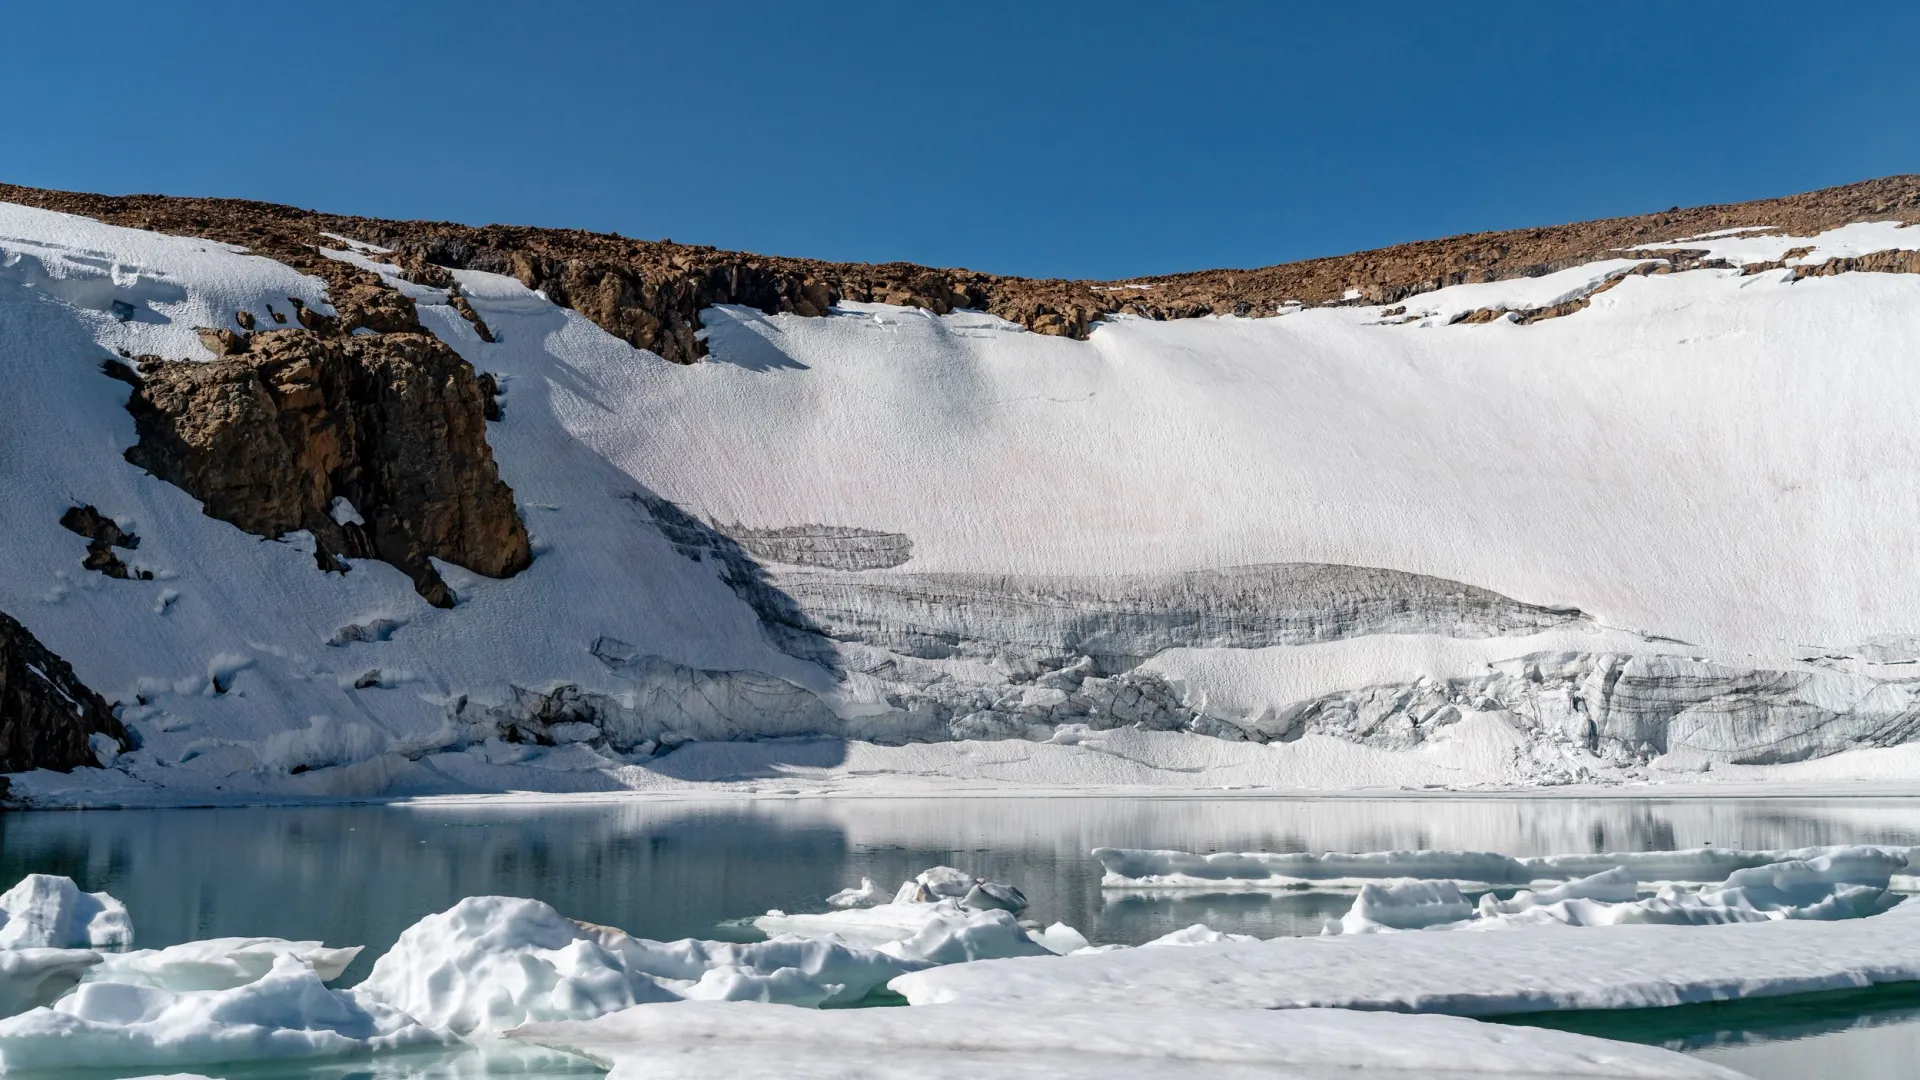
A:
[5,1,1916,280]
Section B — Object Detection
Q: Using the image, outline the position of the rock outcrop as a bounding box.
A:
[58,505,146,580]
[0,612,126,773]
[2,176,1915,361]
[111,325,531,607]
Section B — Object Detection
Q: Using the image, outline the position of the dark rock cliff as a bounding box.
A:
[0,612,127,774]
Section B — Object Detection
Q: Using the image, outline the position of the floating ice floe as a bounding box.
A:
[85,937,364,991]
[1329,850,1904,934]
[0,874,133,949]
[356,896,921,1034]
[510,1000,1746,1079]
[1095,843,1914,890]
[893,889,1920,1015]
[755,867,1052,964]
[579,922,915,1007]
[0,954,447,1071]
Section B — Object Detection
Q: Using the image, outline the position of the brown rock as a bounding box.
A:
[196,327,250,355]
[121,327,531,607]
[59,505,146,580]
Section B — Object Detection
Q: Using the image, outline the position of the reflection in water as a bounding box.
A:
[2,796,1919,1077]
[1512,984,1920,1080]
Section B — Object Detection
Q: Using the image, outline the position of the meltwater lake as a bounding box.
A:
[6,794,1920,1079]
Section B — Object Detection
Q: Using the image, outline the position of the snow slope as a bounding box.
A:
[4,199,1920,802]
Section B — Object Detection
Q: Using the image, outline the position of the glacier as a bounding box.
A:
[3,195,1920,801]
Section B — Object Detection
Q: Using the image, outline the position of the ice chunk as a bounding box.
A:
[1519,844,1910,886]
[825,877,886,909]
[1029,922,1091,955]
[358,897,914,1031]
[1479,867,1640,917]
[961,880,1028,913]
[356,897,677,1034]
[1097,843,1912,889]
[86,938,363,991]
[578,923,915,1007]
[766,866,1036,955]
[0,875,133,949]
[903,866,977,902]
[894,895,1920,1015]
[876,906,1052,965]
[1335,881,1475,934]
[896,866,1028,914]
[759,895,1050,966]
[511,1000,1746,1079]
[1334,853,1903,933]
[1094,846,1532,888]
[0,949,101,1019]
[0,954,445,1071]
[1140,924,1260,947]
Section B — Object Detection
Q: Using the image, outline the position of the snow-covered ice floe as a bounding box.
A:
[510,1000,1747,1079]
[753,866,1054,964]
[1096,842,1916,889]
[357,895,924,1033]
[0,954,448,1072]
[892,890,1920,1015]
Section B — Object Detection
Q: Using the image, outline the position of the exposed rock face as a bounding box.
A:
[58,505,145,580]
[0,612,127,773]
[113,326,531,607]
[2,176,1914,362]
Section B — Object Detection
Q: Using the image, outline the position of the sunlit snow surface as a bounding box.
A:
[5,200,1920,802]
[513,1000,1747,1079]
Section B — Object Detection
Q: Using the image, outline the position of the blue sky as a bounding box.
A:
[5,1,1916,280]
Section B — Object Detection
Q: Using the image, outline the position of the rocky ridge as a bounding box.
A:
[0,613,127,775]
[2,176,1916,362]
[54,204,537,607]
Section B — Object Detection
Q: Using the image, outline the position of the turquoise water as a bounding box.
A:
[5,795,1919,1077]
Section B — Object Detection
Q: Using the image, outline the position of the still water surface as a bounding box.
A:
[5,795,1919,1078]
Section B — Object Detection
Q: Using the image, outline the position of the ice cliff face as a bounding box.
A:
[1,179,1919,802]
